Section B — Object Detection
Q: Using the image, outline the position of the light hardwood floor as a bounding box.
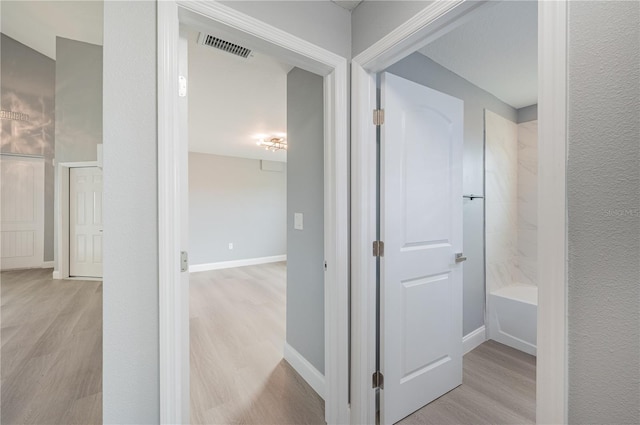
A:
[398,339,536,424]
[1,265,534,425]
[1,268,102,424]
[190,261,325,424]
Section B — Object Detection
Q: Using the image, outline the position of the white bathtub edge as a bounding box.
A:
[463,325,487,355]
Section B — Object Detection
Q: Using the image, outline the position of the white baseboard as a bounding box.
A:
[463,325,486,355]
[283,342,325,400]
[189,254,286,273]
[52,270,61,279]
[42,261,54,268]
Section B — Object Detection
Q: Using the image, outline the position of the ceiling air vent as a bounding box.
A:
[198,34,252,58]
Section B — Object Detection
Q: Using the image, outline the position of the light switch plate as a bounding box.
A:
[294,213,303,230]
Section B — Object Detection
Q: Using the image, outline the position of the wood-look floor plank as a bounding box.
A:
[190,262,326,425]
[1,269,102,425]
[398,339,536,425]
[2,265,535,425]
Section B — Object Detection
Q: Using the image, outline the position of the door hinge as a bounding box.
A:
[372,240,384,257]
[324,261,327,271]
[372,371,384,389]
[179,75,187,97]
[373,109,385,126]
[180,251,189,272]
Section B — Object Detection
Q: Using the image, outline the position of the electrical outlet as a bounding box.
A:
[228,243,233,250]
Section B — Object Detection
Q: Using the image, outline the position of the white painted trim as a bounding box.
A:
[64,276,103,282]
[54,161,100,281]
[350,63,378,425]
[283,343,326,400]
[351,1,569,423]
[537,1,568,423]
[352,1,489,71]
[189,255,286,273]
[158,1,185,424]
[351,4,494,424]
[42,261,54,268]
[462,326,486,355]
[159,2,350,424]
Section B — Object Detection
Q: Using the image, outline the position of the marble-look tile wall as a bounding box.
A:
[486,111,539,292]
[485,110,519,292]
[517,120,538,285]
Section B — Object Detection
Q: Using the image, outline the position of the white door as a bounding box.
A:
[0,155,45,270]
[70,167,103,278]
[380,72,464,424]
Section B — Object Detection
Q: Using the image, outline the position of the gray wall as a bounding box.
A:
[386,53,518,336]
[189,153,287,265]
[55,37,103,163]
[567,1,639,423]
[517,104,537,123]
[0,33,55,262]
[351,1,433,57]
[103,1,159,423]
[286,67,325,373]
[221,1,352,59]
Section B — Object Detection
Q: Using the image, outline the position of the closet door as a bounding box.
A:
[70,167,103,278]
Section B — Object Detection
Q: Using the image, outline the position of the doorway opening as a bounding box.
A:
[352,1,565,424]
[184,27,326,423]
[55,162,103,280]
[158,2,350,424]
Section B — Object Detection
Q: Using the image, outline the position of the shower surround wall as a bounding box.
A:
[485,110,538,291]
[485,110,519,292]
[517,119,538,285]
[485,109,539,355]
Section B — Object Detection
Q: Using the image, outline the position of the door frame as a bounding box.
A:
[158,2,349,424]
[53,160,100,280]
[351,1,568,424]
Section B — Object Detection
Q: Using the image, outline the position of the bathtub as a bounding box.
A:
[488,284,537,356]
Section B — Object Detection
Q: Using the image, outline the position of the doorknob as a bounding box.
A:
[455,253,467,263]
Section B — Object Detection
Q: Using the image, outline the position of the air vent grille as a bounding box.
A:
[200,34,252,58]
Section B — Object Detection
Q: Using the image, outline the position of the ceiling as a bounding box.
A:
[0,0,103,60]
[418,0,537,109]
[331,1,364,12]
[188,31,291,162]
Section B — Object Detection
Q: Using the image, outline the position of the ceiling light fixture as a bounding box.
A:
[257,137,287,152]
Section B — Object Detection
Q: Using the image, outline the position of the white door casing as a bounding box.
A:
[159,2,350,424]
[380,72,464,424]
[69,167,103,278]
[0,155,45,270]
[351,2,569,423]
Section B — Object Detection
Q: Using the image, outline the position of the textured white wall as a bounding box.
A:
[351,1,433,57]
[103,1,159,423]
[220,0,351,58]
[567,1,639,423]
[485,110,518,293]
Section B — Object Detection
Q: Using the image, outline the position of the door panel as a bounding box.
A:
[0,155,44,270]
[380,72,464,424]
[70,167,103,278]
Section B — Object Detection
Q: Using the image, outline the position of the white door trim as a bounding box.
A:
[54,161,99,280]
[350,1,568,423]
[536,1,568,422]
[158,2,349,424]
